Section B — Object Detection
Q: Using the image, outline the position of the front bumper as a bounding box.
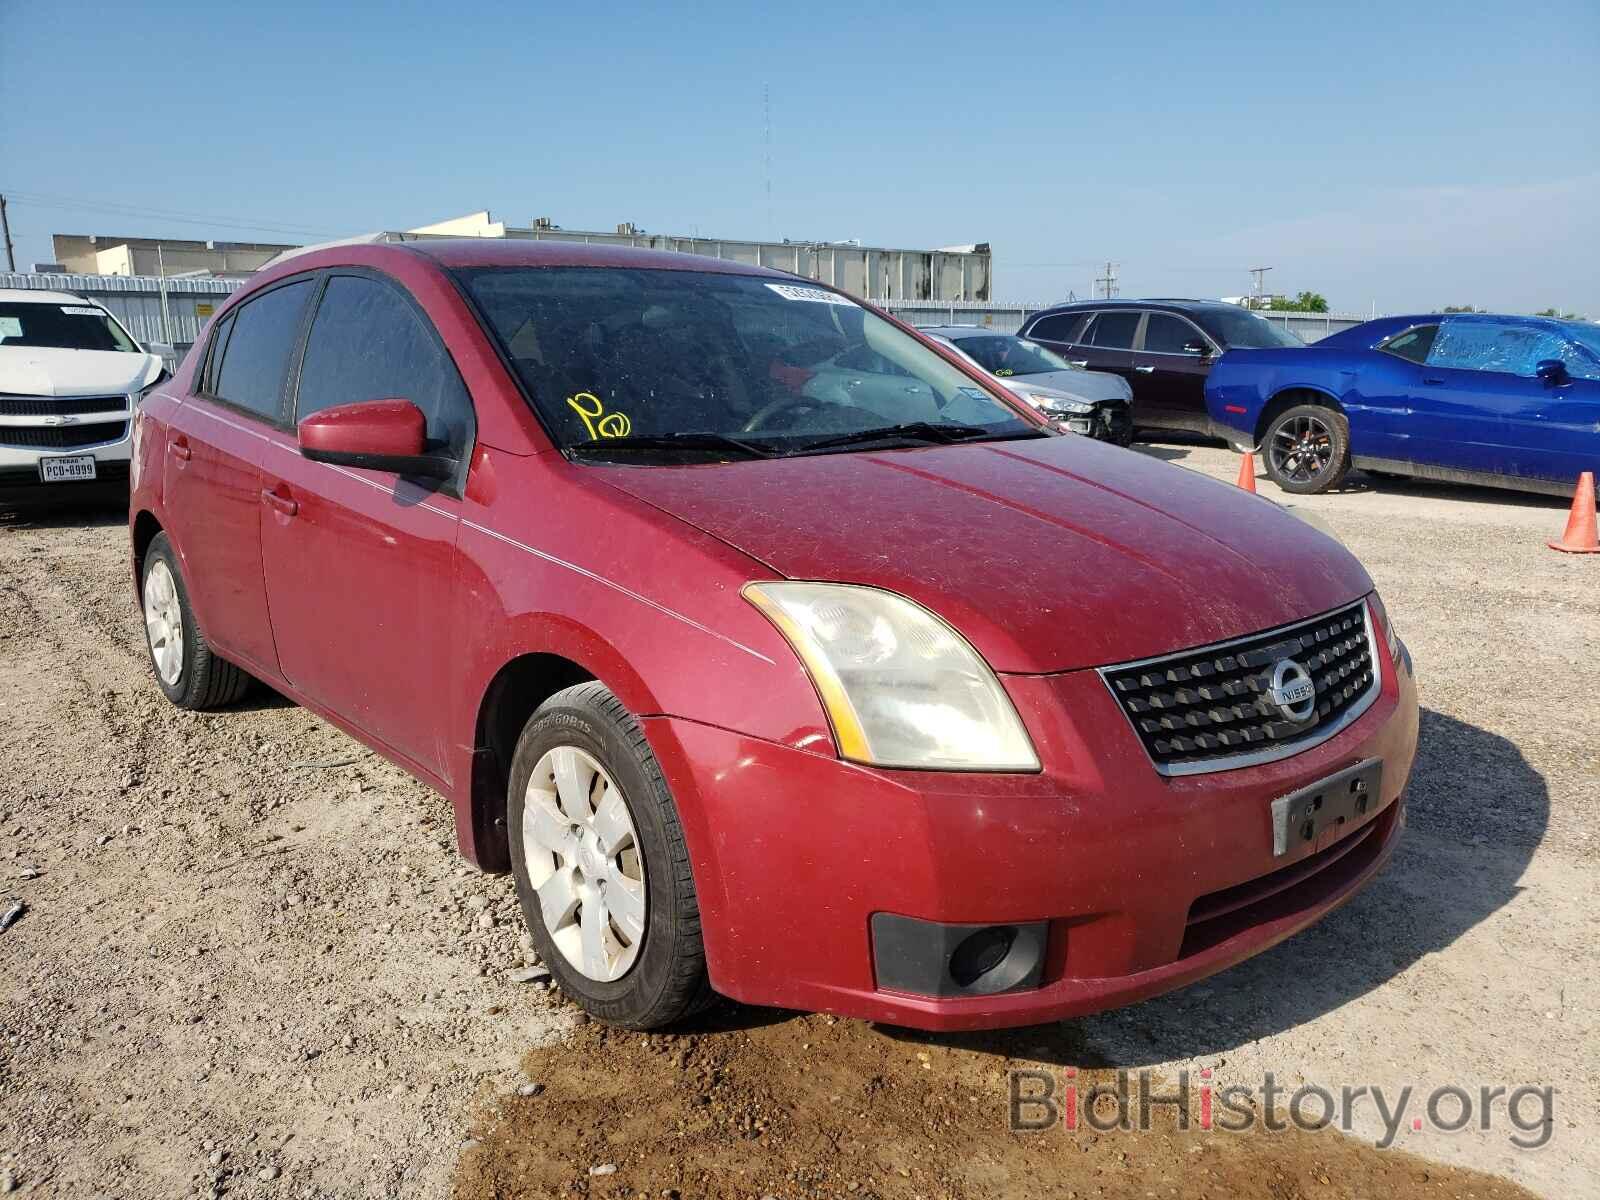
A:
[644,633,1418,1031]
[0,396,134,492]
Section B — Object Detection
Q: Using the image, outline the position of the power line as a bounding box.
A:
[0,188,341,239]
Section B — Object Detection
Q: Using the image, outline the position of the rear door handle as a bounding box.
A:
[1069,360,1089,367]
[168,440,191,461]
[1134,365,1155,374]
[261,487,299,517]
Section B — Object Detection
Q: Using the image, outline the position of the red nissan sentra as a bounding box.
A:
[129,239,1418,1030]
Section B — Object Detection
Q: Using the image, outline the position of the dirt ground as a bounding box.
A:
[1,444,1595,1199]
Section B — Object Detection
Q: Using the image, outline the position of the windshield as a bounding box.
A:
[1199,307,1304,349]
[948,334,1073,377]
[0,301,140,352]
[458,267,1036,459]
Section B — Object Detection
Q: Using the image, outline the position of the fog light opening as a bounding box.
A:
[949,925,1016,988]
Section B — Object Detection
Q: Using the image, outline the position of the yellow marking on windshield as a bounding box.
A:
[567,391,632,439]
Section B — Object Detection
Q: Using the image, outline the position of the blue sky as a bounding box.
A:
[2,0,1596,314]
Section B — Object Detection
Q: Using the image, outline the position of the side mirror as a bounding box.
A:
[298,398,456,480]
[1534,358,1568,386]
[1183,339,1211,357]
[145,341,176,359]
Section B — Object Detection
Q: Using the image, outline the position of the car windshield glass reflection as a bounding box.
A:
[949,335,1073,377]
[1202,307,1304,349]
[458,268,1039,460]
[0,302,140,353]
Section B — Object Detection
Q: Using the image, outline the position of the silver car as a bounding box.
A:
[919,325,1133,445]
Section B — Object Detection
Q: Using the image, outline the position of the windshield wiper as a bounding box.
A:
[793,421,1050,454]
[567,432,776,460]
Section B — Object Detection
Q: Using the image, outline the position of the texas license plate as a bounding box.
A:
[39,455,97,483]
[1271,757,1384,857]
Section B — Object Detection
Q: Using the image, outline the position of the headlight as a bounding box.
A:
[1022,390,1093,415]
[1369,592,1401,662]
[743,582,1039,771]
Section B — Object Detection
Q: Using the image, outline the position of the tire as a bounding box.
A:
[1262,403,1352,495]
[141,533,251,710]
[507,681,711,1029]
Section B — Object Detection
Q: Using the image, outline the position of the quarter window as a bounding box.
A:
[1084,311,1140,350]
[1025,312,1089,344]
[1143,313,1206,355]
[1378,325,1438,364]
[200,311,236,395]
[212,280,313,422]
[295,275,472,454]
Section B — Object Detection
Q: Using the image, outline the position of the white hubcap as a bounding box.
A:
[143,561,184,686]
[522,746,646,982]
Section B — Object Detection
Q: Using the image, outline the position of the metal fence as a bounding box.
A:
[1,271,242,361]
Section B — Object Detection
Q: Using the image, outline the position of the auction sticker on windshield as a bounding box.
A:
[764,284,857,306]
[39,455,97,483]
[0,317,21,339]
[61,306,103,316]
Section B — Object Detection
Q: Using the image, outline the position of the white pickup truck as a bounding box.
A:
[0,288,171,498]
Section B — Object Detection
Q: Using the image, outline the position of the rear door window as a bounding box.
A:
[1084,311,1141,349]
[1378,325,1438,364]
[1142,313,1206,355]
[294,275,472,454]
[212,279,313,422]
[1026,312,1089,344]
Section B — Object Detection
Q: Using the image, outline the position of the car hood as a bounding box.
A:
[0,347,163,397]
[591,436,1372,674]
[1006,368,1131,403]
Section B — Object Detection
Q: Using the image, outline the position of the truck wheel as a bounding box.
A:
[1263,404,1351,495]
[141,533,251,710]
[507,681,712,1029]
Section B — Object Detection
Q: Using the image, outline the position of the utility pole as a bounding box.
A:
[1094,261,1119,299]
[1249,265,1272,309]
[0,195,15,272]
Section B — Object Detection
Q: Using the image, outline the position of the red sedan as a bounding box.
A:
[128,238,1418,1030]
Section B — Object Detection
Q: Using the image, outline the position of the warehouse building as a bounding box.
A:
[48,233,298,278]
[407,212,991,303]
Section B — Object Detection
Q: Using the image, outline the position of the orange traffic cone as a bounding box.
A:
[1235,452,1257,493]
[1548,472,1600,554]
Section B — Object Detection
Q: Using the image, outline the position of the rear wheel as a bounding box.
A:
[507,681,711,1029]
[142,533,251,710]
[1262,404,1351,494]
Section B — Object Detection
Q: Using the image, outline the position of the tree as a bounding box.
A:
[1268,291,1329,313]
[1442,305,1480,313]
[1534,307,1579,320]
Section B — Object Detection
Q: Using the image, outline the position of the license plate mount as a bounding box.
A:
[38,455,97,483]
[1271,757,1383,857]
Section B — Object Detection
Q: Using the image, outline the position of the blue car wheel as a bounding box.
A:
[1263,404,1352,495]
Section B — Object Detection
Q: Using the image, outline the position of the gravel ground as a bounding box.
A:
[1,444,1595,1198]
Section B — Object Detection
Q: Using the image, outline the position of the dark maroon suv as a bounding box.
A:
[1018,299,1302,437]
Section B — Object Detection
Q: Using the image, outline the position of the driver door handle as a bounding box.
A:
[261,487,299,518]
[1069,360,1089,367]
[1134,366,1155,374]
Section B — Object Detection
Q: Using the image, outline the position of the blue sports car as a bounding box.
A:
[1205,312,1600,495]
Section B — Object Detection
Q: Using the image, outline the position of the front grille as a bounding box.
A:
[1101,600,1377,775]
[0,393,129,417]
[0,421,128,450]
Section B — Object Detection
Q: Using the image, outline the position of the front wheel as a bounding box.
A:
[1262,404,1351,494]
[507,681,711,1028]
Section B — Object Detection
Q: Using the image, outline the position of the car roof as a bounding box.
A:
[915,325,1015,337]
[0,288,97,306]
[401,237,795,279]
[1033,298,1242,315]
